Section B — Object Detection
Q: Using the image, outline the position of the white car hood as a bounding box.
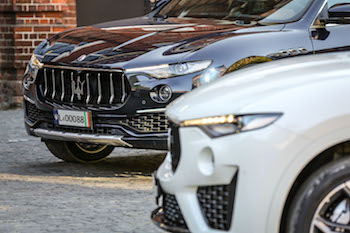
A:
[167,52,350,123]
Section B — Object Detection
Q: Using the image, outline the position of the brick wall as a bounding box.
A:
[0,0,76,109]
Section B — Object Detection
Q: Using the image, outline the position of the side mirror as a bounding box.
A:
[328,3,350,23]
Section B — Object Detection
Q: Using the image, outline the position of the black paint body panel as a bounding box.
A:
[24,0,350,150]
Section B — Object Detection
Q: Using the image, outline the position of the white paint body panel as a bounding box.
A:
[156,52,350,233]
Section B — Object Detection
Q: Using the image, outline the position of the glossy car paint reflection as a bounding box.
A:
[24,0,350,150]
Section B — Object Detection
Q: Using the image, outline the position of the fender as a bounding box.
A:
[267,128,350,233]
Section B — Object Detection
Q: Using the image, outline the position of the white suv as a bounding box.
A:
[151,52,350,233]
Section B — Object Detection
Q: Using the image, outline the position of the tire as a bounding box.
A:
[286,156,350,233]
[45,140,114,163]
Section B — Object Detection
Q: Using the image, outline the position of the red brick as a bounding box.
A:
[17,12,34,17]
[0,0,77,108]
[15,41,32,47]
[52,26,67,32]
[15,0,32,3]
[14,26,32,32]
[44,12,62,17]
[39,19,48,24]
[52,0,67,3]
[33,26,50,32]
[33,0,51,3]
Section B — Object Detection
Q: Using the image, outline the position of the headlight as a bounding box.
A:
[192,66,227,88]
[23,54,44,90]
[125,60,212,79]
[181,113,282,138]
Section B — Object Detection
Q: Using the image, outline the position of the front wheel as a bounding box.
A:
[286,157,350,233]
[45,140,114,163]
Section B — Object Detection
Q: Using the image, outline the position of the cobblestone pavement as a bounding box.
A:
[0,110,166,233]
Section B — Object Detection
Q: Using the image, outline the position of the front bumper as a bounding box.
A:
[22,62,196,150]
[153,124,310,233]
[24,96,169,149]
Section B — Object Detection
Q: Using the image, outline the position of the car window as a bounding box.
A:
[328,0,350,8]
[260,0,311,23]
[159,0,314,24]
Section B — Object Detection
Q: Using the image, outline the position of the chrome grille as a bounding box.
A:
[38,66,129,108]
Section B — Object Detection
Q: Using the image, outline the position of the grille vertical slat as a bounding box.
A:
[121,74,126,102]
[97,73,102,105]
[44,68,48,97]
[109,73,114,104]
[38,67,128,109]
[70,72,74,103]
[60,71,65,101]
[51,69,56,99]
[86,73,90,104]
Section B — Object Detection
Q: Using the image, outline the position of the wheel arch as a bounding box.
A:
[279,139,350,233]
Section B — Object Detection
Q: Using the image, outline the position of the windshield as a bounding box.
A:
[159,0,315,24]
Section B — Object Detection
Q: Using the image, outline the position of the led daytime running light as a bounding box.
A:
[182,115,237,126]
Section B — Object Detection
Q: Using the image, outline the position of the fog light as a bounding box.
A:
[159,86,172,102]
[198,147,215,176]
[150,85,173,103]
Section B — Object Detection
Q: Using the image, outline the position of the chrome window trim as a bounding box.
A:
[309,0,328,28]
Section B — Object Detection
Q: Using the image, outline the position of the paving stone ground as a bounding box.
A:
[0,110,166,233]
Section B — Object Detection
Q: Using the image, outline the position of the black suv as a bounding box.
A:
[23,0,350,162]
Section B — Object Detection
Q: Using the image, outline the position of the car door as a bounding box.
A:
[310,0,350,54]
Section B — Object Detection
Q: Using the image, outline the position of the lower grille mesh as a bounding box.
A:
[117,112,169,133]
[163,193,187,229]
[26,101,168,135]
[26,101,52,123]
[197,175,238,231]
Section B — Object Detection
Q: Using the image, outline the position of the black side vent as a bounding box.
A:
[169,123,181,172]
[163,193,188,229]
[197,174,238,231]
[25,101,52,123]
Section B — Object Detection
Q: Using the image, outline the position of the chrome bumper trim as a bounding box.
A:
[32,129,133,147]
[151,207,190,233]
[136,108,166,114]
[23,95,35,104]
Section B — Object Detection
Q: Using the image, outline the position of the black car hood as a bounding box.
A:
[36,16,284,69]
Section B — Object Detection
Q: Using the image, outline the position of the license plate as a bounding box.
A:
[53,109,92,128]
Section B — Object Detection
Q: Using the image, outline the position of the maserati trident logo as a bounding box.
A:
[71,76,85,101]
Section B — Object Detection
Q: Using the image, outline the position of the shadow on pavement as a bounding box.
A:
[6,152,167,178]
